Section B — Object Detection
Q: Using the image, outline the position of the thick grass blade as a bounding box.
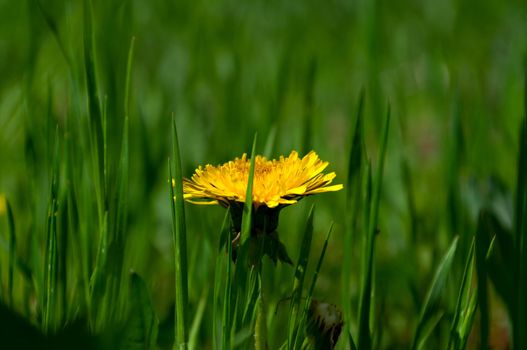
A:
[411,236,459,350]
[357,161,372,349]
[123,272,159,350]
[357,105,390,350]
[255,294,266,350]
[288,204,315,349]
[513,113,527,350]
[169,115,189,350]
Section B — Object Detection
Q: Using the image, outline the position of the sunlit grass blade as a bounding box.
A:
[411,236,458,350]
[448,238,476,350]
[358,105,390,350]
[169,115,189,350]
[458,293,478,349]
[288,204,315,349]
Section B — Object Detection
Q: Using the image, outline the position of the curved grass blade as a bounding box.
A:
[293,223,334,350]
[288,204,315,349]
[411,236,459,350]
[448,238,476,350]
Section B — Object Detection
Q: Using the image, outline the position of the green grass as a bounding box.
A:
[1,0,527,349]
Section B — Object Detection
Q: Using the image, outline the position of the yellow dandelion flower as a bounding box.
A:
[182,150,343,209]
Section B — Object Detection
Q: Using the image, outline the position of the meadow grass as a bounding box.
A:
[1,1,527,349]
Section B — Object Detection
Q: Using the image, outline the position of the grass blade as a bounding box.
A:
[169,115,189,349]
[288,204,315,349]
[411,236,459,350]
[231,134,258,341]
[448,238,476,350]
[513,113,527,350]
[222,214,233,350]
[342,89,364,345]
[293,223,334,349]
[240,134,258,246]
[124,272,159,350]
[6,199,16,306]
[357,105,390,350]
[212,211,230,349]
[189,287,208,350]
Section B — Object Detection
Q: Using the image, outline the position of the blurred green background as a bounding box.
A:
[1,0,526,348]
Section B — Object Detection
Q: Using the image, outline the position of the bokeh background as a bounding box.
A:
[1,0,526,348]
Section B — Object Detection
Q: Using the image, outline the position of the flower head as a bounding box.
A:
[182,151,343,209]
[306,300,344,349]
